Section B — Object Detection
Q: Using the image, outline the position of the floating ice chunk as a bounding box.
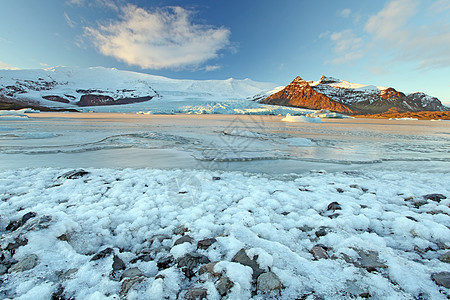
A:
[389,117,419,120]
[285,137,315,146]
[281,113,322,123]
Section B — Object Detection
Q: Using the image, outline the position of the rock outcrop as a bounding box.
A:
[262,75,448,115]
[261,76,354,114]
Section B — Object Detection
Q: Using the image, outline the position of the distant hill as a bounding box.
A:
[0,67,279,109]
[261,75,448,114]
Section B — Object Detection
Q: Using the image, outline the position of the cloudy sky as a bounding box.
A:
[1,0,449,103]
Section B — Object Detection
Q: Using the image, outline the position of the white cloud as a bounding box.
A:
[324,0,450,70]
[0,61,19,70]
[365,0,418,45]
[365,0,450,70]
[339,8,352,18]
[323,29,364,64]
[84,5,231,70]
[64,11,76,28]
[204,65,221,72]
[66,0,119,11]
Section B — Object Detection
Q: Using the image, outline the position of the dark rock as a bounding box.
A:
[310,246,329,260]
[315,227,328,237]
[42,95,70,104]
[90,248,113,261]
[327,202,341,211]
[157,256,174,270]
[9,254,38,273]
[423,194,446,202]
[120,276,145,297]
[5,220,20,231]
[23,215,52,231]
[184,288,208,300]
[57,234,69,241]
[148,234,169,246]
[438,251,450,263]
[431,272,450,288]
[328,213,340,219]
[216,276,234,296]
[336,188,344,193]
[6,238,28,254]
[0,264,7,275]
[59,169,89,180]
[51,284,74,300]
[197,238,217,250]
[177,253,210,270]
[21,212,37,225]
[121,267,144,280]
[6,212,37,231]
[405,216,418,222]
[182,267,195,279]
[174,235,194,246]
[356,250,387,271]
[77,94,153,107]
[130,254,152,264]
[112,255,126,271]
[198,262,220,276]
[257,272,283,292]
[174,225,189,236]
[231,248,264,279]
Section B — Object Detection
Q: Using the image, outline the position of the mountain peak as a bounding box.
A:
[261,77,355,114]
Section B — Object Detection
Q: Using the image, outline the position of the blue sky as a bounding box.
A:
[1,0,449,104]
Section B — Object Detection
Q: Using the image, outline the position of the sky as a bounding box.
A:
[0,0,449,104]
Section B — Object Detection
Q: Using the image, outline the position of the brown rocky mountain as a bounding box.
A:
[260,76,355,114]
[261,75,448,115]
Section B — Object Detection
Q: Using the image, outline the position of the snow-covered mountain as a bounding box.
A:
[0,67,279,110]
[262,75,447,114]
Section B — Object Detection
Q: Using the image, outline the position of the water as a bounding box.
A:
[1,113,449,173]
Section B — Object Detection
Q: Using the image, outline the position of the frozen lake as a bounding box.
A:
[0,113,449,173]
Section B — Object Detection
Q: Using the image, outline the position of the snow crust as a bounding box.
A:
[0,168,449,299]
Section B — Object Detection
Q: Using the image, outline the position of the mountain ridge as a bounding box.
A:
[262,75,447,114]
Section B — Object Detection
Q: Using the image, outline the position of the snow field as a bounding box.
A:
[0,168,449,299]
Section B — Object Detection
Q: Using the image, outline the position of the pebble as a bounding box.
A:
[431,271,450,288]
[327,202,341,211]
[121,276,144,297]
[310,246,329,260]
[177,253,210,270]
[197,238,217,250]
[216,276,234,296]
[121,267,144,280]
[112,255,126,271]
[8,254,38,273]
[257,271,283,292]
[438,251,450,263]
[174,235,194,246]
[198,262,220,276]
[157,256,174,270]
[231,248,264,279]
[423,194,446,202]
[184,287,208,300]
[90,248,113,261]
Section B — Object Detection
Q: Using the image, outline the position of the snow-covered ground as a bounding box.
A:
[0,168,449,299]
[1,114,449,299]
